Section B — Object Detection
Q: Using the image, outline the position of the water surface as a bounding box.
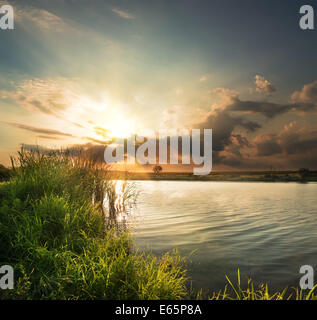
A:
[130,181,317,292]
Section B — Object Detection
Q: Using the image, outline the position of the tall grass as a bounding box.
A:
[0,148,187,299]
[207,270,317,300]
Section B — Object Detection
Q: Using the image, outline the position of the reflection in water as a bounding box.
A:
[103,180,137,229]
[130,181,317,292]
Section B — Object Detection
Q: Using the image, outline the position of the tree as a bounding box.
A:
[299,168,310,180]
[153,165,163,175]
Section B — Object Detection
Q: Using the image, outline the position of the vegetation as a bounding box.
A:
[0,164,11,182]
[207,270,317,300]
[0,149,187,299]
[1,149,316,300]
[153,165,163,175]
[299,168,310,181]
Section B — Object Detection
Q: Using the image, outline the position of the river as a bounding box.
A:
[129,181,317,292]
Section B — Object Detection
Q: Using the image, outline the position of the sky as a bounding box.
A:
[0,0,317,170]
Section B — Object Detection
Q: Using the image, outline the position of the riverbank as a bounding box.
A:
[111,170,317,182]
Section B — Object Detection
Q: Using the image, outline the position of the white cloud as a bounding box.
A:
[112,8,135,20]
[254,75,277,95]
[0,1,66,32]
[0,78,80,115]
[18,8,65,31]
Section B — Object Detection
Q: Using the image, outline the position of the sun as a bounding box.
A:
[107,118,136,138]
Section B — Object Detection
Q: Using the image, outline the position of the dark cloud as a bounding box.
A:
[226,96,317,118]
[279,128,317,156]
[3,122,74,137]
[231,134,250,148]
[246,125,317,169]
[194,110,260,151]
[187,80,317,169]
[214,81,317,118]
[227,97,290,118]
[256,141,282,157]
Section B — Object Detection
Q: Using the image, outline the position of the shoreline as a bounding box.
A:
[110,171,317,182]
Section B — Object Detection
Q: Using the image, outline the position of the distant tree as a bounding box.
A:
[153,165,163,175]
[299,168,310,180]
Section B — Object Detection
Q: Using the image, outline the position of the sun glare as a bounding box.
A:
[108,118,136,138]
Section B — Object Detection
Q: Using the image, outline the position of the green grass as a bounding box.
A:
[1,149,317,300]
[0,149,187,299]
[207,269,317,300]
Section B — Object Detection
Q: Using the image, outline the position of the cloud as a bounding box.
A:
[0,78,90,128]
[82,136,112,145]
[94,126,112,139]
[185,80,317,169]
[206,81,316,120]
[227,97,316,118]
[212,86,316,118]
[194,109,260,152]
[253,134,282,156]
[218,123,317,170]
[3,122,74,137]
[0,0,67,32]
[254,75,277,95]
[17,8,65,31]
[227,97,290,118]
[37,135,65,140]
[230,120,317,169]
[248,122,317,166]
[190,81,317,169]
[278,123,317,156]
[112,8,135,19]
[291,80,317,104]
[1,78,73,115]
